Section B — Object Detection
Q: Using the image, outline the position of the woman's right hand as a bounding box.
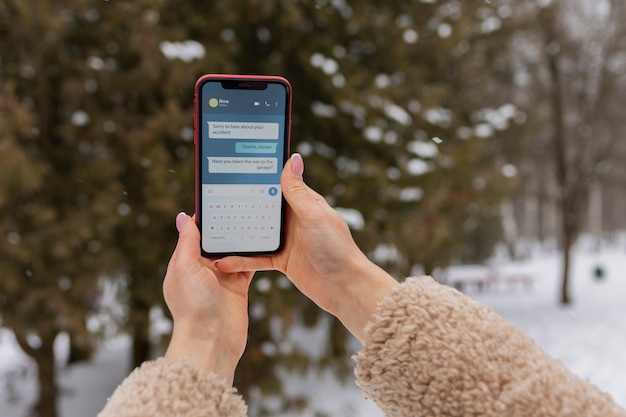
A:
[215,154,398,342]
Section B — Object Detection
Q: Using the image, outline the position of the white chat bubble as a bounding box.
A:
[208,157,277,174]
[208,122,279,140]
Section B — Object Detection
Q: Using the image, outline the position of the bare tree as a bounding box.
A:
[539,0,625,304]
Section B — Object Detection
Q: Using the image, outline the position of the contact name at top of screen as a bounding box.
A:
[202,83,288,114]
[204,96,286,115]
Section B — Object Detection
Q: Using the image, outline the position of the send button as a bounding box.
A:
[236,142,278,154]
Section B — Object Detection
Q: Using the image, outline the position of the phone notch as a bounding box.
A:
[221,80,269,90]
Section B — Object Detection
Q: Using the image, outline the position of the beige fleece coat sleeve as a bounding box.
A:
[98,276,625,417]
[97,357,247,417]
[354,276,626,417]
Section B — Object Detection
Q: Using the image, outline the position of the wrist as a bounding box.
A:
[165,326,240,385]
[328,255,398,343]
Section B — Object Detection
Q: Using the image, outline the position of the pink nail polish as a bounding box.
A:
[291,153,304,176]
[175,212,188,232]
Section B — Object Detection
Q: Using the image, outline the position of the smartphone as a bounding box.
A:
[194,74,292,257]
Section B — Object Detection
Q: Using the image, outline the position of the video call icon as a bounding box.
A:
[253,101,277,107]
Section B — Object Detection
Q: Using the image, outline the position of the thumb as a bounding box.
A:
[172,212,201,264]
[281,154,328,219]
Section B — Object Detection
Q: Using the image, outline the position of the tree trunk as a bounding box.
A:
[536,158,548,244]
[131,296,152,370]
[560,223,574,305]
[14,330,59,417]
[423,262,435,277]
[500,200,518,259]
[588,181,603,249]
[33,338,58,417]
[543,12,576,306]
[68,332,94,365]
[127,269,153,370]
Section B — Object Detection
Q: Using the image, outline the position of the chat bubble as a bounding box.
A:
[208,122,279,140]
[208,157,277,174]
[235,142,278,154]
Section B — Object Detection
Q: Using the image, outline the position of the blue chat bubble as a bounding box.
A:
[235,142,278,154]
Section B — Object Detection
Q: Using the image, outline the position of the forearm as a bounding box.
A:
[326,255,399,343]
[165,325,240,386]
[354,277,626,417]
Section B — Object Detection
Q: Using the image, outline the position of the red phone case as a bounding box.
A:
[194,74,292,256]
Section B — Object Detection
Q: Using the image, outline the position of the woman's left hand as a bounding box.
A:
[163,212,254,385]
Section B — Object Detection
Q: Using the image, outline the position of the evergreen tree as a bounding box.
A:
[76,0,196,370]
[159,0,524,413]
[0,3,122,416]
[2,1,533,415]
[0,0,194,413]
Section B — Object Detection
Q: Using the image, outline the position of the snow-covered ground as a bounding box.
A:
[1,237,625,416]
[472,238,626,408]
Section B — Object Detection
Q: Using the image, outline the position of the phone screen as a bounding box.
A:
[195,75,291,256]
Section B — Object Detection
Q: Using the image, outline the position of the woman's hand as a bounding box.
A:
[163,213,253,385]
[215,154,398,342]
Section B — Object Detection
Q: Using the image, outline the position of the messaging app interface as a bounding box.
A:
[200,81,287,253]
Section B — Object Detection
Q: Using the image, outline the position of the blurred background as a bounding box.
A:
[1,0,625,416]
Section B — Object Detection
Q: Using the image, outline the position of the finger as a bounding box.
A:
[172,211,201,266]
[281,154,328,220]
[214,255,275,273]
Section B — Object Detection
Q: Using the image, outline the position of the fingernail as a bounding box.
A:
[291,153,304,177]
[175,211,188,232]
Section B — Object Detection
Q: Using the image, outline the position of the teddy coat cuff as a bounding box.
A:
[97,357,246,417]
[354,276,625,417]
